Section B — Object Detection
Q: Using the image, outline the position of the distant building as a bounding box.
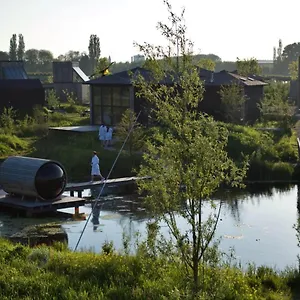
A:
[0,61,45,115]
[44,61,90,104]
[86,67,267,126]
[131,55,145,63]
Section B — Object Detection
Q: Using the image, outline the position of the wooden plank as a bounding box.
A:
[0,193,85,213]
[65,176,150,191]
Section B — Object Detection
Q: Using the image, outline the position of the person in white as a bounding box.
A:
[105,127,113,147]
[98,124,106,146]
[90,151,105,182]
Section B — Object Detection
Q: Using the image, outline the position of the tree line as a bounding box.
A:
[1,33,300,78]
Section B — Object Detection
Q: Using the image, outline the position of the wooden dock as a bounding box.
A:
[0,192,85,217]
[65,176,150,197]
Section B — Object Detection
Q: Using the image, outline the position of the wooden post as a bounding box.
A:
[70,191,74,197]
[78,190,82,198]
[74,206,79,216]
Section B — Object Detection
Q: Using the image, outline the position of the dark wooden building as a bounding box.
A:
[87,67,267,126]
[0,61,45,115]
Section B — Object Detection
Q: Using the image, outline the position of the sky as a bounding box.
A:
[1,0,299,63]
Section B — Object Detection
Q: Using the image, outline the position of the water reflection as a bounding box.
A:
[0,184,299,269]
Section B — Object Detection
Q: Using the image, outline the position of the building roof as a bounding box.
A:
[0,79,43,89]
[73,66,89,82]
[0,61,28,79]
[87,67,267,87]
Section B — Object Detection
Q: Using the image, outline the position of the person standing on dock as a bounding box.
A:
[91,151,105,182]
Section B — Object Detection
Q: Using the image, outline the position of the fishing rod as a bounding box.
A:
[73,110,142,252]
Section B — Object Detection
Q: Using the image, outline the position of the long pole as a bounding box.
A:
[73,110,142,251]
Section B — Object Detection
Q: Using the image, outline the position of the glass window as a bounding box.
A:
[113,107,128,125]
[102,106,112,125]
[93,86,101,105]
[112,87,121,106]
[120,87,130,107]
[101,87,112,105]
[93,104,102,125]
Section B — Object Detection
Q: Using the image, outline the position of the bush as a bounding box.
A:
[0,134,28,157]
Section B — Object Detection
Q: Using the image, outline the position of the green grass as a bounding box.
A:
[0,239,298,299]
[0,107,298,182]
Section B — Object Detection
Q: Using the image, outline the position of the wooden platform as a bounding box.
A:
[49,125,99,133]
[0,192,85,216]
[65,176,150,193]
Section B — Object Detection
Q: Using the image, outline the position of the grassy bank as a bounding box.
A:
[0,238,299,299]
[0,105,141,181]
[0,106,298,182]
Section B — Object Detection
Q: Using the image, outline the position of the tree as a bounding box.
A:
[236,58,262,76]
[38,50,54,72]
[9,34,17,61]
[0,51,9,60]
[219,83,246,124]
[17,34,25,61]
[115,109,145,157]
[197,58,215,71]
[289,60,298,80]
[88,34,101,73]
[134,0,248,294]
[93,57,111,77]
[258,81,294,124]
[24,49,39,72]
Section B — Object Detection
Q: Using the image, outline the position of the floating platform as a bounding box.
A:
[0,192,85,216]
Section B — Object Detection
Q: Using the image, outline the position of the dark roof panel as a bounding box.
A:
[87,67,267,87]
[0,79,43,89]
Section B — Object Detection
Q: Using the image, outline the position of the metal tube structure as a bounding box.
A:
[0,156,67,201]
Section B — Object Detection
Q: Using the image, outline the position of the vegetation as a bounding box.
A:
[0,104,141,181]
[219,83,246,124]
[134,1,249,294]
[0,238,299,299]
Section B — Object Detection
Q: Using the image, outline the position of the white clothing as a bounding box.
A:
[91,155,100,175]
[105,127,113,141]
[98,125,106,141]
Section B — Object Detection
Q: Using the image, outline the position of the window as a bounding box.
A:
[93,86,101,105]
[92,85,131,125]
[101,87,112,105]
[113,107,128,124]
[102,106,113,125]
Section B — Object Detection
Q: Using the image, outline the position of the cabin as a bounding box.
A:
[0,61,45,115]
[87,67,267,126]
[44,61,90,105]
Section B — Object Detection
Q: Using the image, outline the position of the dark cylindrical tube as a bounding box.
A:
[0,156,67,201]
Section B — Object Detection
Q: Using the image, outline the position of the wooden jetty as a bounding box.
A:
[65,176,150,197]
[0,191,85,217]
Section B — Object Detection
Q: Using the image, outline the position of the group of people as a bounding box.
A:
[98,124,113,147]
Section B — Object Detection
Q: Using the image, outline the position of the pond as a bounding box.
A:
[0,184,299,270]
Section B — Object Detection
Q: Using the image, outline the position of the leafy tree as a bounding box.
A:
[197,58,215,71]
[115,109,145,157]
[38,50,54,72]
[236,58,262,76]
[46,90,59,109]
[24,49,39,72]
[219,83,246,124]
[289,60,298,80]
[17,34,25,61]
[9,34,17,61]
[0,51,9,60]
[93,57,111,77]
[134,0,248,294]
[258,81,294,124]
[88,34,101,72]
